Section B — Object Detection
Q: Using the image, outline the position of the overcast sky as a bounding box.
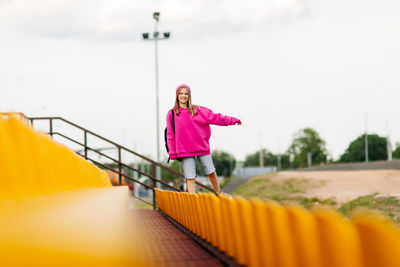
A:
[1,0,399,162]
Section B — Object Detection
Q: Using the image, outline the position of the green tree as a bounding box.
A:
[161,160,182,188]
[211,150,236,177]
[393,143,400,159]
[279,153,292,170]
[243,149,293,170]
[244,149,277,167]
[287,128,328,168]
[339,134,387,162]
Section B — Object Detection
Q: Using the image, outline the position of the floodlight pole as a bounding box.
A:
[365,111,369,163]
[259,132,263,168]
[142,12,171,185]
[154,14,160,183]
[386,123,392,161]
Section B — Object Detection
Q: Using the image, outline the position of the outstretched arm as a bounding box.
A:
[206,107,241,126]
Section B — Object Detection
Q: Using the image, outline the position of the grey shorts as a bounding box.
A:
[181,154,216,179]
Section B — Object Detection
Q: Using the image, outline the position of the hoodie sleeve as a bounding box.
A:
[166,111,177,159]
[204,107,241,126]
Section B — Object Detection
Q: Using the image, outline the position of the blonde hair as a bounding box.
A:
[172,87,197,116]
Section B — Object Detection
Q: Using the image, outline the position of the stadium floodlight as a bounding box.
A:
[153,12,160,21]
[141,12,171,186]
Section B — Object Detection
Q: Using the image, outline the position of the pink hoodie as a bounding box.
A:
[166,106,240,159]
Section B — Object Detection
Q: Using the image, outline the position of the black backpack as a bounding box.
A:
[164,110,175,163]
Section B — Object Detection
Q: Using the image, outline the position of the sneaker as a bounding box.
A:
[217,191,233,199]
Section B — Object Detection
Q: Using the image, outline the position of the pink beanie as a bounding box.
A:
[176,84,191,93]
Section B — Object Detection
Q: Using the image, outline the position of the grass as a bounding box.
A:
[233,173,400,225]
[338,193,400,225]
[219,177,232,189]
[234,173,334,209]
[132,199,153,209]
[296,197,337,209]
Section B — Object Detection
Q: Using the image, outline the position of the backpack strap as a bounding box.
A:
[171,109,175,134]
[167,109,176,163]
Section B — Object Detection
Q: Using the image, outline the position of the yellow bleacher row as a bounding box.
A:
[155,189,400,267]
[0,115,111,199]
[0,115,141,266]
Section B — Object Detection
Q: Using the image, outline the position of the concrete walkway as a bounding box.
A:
[222,177,251,194]
[134,210,223,266]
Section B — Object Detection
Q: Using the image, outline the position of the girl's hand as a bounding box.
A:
[237,120,242,126]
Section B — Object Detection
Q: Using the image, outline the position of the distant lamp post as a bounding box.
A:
[365,111,369,163]
[307,152,312,167]
[259,132,263,168]
[289,153,294,169]
[277,154,281,171]
[387,123,392,161]
[142,12,171,182]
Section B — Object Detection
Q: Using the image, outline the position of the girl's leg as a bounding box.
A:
[186,179,196,193]
[198,155,220,193]
[208,171,220,193]
[181,157,197,192]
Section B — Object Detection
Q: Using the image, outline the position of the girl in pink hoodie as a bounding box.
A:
[166,84,241,193]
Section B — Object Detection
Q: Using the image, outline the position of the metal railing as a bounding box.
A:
[28,116,216,209]
[0,112,30,124]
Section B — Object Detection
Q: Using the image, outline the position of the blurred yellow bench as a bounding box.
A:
[0,115,140,266]
[155,189,400,267]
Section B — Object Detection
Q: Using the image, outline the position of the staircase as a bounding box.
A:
[27,116,215,208]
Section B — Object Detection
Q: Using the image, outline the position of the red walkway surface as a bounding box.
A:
[133,210,223,267]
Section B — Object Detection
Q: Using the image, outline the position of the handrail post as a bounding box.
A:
[84,131,88,160]
[152,163,157,210]
[49,118,53,137]
[118,147,122,185]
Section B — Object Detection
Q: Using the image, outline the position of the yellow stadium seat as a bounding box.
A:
[266,201,297,267]
[287,205,323,267]
[352,211,400,267]
[249,199,275,267]
[237,198,259,267]
[313,208,364,267]
[228,198,246,265]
